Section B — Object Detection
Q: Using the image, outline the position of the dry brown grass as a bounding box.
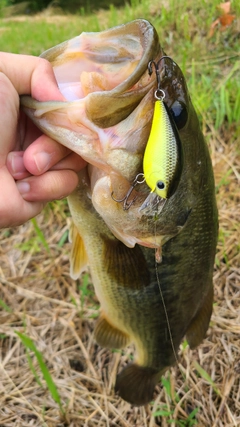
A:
[0,6,240,424]
[0,122,239,426]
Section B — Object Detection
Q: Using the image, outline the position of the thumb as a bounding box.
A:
[0,72,19,160]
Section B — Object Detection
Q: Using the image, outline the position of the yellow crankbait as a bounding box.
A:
[143,59,181,199]
[111,56,182,211]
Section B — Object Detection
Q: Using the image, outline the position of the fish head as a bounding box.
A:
[21,19,163,178]
[21,20,202,249]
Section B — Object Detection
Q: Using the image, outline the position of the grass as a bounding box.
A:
[16,331,65,415]
[153,374,199,426]
[0,0,240,425]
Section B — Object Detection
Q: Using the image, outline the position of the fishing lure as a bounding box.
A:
[111,56,182,211]
[143,58,181,199]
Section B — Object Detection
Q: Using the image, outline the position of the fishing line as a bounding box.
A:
[154,220,179,367]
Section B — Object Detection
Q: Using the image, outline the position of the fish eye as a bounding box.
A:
[170,100,188,129]
[156,181,165,190]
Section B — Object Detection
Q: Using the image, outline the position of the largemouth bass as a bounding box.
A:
[21,19,218,406]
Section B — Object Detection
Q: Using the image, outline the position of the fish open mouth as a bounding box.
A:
[40,19,161,128]
[52,39,144,102]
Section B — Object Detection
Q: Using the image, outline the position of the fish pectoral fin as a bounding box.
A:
[94,314,130,349]
[186,284,213,349]
[115,363,159,406]
[69,221,88,280]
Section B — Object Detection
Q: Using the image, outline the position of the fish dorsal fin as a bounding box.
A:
[69,221,88,280]
[102,236,150,289]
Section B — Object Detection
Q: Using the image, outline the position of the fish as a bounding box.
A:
[21,19,218,406]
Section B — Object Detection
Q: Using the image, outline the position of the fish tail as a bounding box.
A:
[115,363,159,406]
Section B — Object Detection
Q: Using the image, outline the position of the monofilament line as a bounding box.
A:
[154,220,179,367]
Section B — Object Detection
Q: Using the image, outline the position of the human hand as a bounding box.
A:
[0,52,86,229]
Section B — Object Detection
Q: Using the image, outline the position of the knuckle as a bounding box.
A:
[37,57,52,74]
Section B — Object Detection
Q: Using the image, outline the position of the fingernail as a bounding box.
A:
[16,181,30,195]
[8,152,25,174]
[34,152,52,173]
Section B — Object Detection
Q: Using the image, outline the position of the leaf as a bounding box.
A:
[219,13,235,27]
[208,1,235,37]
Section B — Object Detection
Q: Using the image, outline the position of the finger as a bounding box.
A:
[23,135,86,175]
[16,169,79,202]
[23,135,72,175]
[0,52,64,101]
[0,72,19,158]
[18,110,43,151]
[50,151,87,172]
[7,151,31,180]
[7,147,86,180]
[0,166,45,229]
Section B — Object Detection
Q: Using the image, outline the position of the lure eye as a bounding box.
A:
[156,181,165,190]
[170,100,188,130]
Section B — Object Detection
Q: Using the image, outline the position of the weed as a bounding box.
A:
[215,169,232,193]
[0,299,12,313]
[16,331,65,415]
[70,273,99,317]
[31,217,50,253]
[57,229,69,248]
[0,333,8,339]
[153,373,199,426]
[193,361,221,395]
[78,273,98,315]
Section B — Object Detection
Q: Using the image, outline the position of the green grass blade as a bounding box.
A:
[161,375,172,398]
[0,299,12,312]
[153,409,172,417]
[233,89,240,122]
[193,361,221,395]
[16,332,64,414]
[26,350,43,387]
[57,229,69,248]
[31,217,50,253]
[188,407,199,420]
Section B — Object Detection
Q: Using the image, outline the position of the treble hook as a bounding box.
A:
[148,56,173,100]
[111,173,145,210]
